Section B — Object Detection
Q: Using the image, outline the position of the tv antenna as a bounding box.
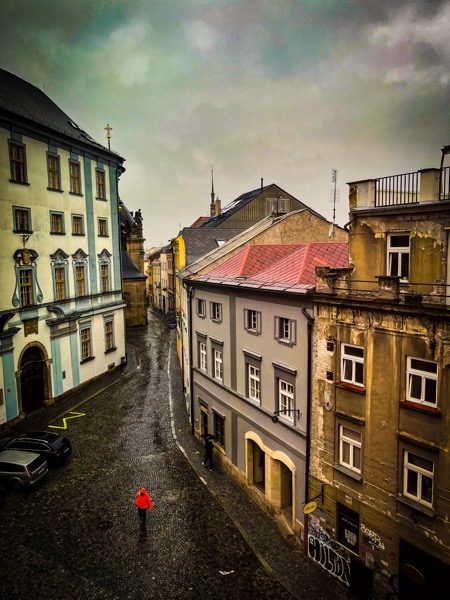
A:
[330,168,340,227]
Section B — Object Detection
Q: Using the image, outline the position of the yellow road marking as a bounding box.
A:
[49,411,86,429]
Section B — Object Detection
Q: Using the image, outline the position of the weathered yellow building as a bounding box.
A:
[309,148,450,598]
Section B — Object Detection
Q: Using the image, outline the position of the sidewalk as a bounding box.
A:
[7,341,353,599]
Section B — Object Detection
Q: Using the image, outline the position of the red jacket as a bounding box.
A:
[135,488,153,510]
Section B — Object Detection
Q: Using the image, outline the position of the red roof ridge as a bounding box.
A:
[238,246,252,277]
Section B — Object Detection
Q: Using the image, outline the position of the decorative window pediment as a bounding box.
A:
[73,248,88,262]
[50,248,69,265]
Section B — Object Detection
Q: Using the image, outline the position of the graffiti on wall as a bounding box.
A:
[308,516,351,587]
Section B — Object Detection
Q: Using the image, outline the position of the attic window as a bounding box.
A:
[216,240,226,247]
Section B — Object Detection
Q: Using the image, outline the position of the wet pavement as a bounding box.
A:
[0,308,353,599]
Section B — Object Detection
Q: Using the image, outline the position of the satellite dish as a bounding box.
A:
[303,501,318,515]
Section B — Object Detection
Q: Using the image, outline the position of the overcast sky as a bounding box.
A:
[1,0,449,248]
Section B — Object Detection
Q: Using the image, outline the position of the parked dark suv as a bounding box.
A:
[0,431,72,466]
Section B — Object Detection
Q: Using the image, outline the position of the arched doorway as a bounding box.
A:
[19,345,46,413]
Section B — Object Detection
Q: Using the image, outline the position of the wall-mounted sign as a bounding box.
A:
[303,501,318,515]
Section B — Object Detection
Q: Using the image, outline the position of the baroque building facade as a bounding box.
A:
[0,68,126,429]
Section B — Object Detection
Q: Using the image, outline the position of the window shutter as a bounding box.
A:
[274,316,279,340]
[291,320,296,345]
[257,311,261,334]
[244,309,248,330]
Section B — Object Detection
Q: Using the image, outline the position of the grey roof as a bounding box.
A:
[0,68,124,162]
[182,227,245,265]
[121,247,146,280]
[200,183,305,228]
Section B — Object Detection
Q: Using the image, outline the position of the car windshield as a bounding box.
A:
[29,455,46,470]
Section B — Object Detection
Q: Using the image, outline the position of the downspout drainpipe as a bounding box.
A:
[301,305,314,556]
[187,282,195,435]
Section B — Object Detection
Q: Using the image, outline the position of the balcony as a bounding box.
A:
[349,166,450,209]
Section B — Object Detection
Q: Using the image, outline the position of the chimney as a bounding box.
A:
[261,177,263,190]
[215,197,221,215]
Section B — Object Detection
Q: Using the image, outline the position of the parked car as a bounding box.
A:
[0,431,72,466]
[0,450,49,490]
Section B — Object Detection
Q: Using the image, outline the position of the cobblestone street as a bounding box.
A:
[0,308,353,600]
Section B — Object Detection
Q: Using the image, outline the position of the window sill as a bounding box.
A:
[336,381,366,394]
[397,495,435,519]
[276,338,294,347]
[10,180,30,186]
[50,232,66,235]
[13,229,33,234]
[72,233,85,236]
[245,329,261,336]
[211,319,222,324]
[47,187,64,193]
[399,399,440,416]
[69,192,83,197]
[105,347,117,354]
[333,463,363,482]
[98,234,109,238]
[96,197,107,201]
[80,356,95,364]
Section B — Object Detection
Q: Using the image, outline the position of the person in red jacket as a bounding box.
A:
[135,487,153,525]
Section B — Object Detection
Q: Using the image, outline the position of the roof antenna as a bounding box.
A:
[210,165,216,217]
[261,171,263,191]
[330,169,339,239]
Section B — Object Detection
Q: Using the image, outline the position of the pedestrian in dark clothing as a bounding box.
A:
[202,437,214,471]
[135,487,153,525]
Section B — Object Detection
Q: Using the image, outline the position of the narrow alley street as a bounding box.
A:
[0,308,352,600]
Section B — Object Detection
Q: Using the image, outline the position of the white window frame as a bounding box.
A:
[339,425,362,474]
[213,349,223,382]
[13,206,31,233]
[387,233,410,281]
[278,379,294,421]
[403,450,434,508]
[244,309,261,334]
[197,298,206,317]
[341,343,364,387]
[98,217,108,237]
[210,301,222,323]
[80,323,93,361]
[406,357,437,407]
[248,364,261,402]
[275,316,296,346]
[199,342,207,371]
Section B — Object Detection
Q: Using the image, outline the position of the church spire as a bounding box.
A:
[210,165,216,217]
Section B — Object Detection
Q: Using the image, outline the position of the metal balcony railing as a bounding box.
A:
[375,171,420,207]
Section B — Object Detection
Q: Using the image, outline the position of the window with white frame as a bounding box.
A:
[341,344,364,387]
[104,316,115,352]
[9,140,28,183]
[210,301,222,322]
[197,298,206,317]
[80,323,93,361]
[339,425,362,474]
[275,316,296,346]
[13,206,31,232]
[244,308,261,334]
[69,160,82,194]
[387,233,410,281]
[199,341,207,371]
[278,379,294,419]
[248,365,261,402]
[403,450,434,508]
[50,211,64,234]
[214,349,223,381]
[406,357,437,407]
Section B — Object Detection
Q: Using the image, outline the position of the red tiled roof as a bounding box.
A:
[195,242,348,292]
[204,245,302,277]
[190,216,210,228]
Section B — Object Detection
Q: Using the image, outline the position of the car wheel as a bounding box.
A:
[10,479,22,491]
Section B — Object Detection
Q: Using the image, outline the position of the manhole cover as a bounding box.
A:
[97,520,113,531]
